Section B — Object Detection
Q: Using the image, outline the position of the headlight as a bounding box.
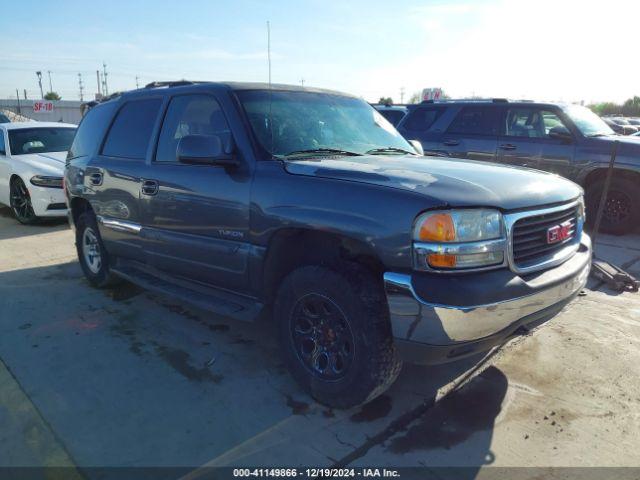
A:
[30,175,63,188]
[413,209,505,270]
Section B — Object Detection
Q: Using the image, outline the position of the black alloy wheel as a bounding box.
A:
[10,178,37,224]
[290,293,355,381]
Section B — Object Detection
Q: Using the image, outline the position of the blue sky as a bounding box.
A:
[1,0,638,103]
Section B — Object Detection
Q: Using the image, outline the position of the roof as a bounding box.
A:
[0,121,77,130]
[114,81,358,101]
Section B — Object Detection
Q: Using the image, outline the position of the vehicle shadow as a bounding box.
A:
[0,261,509,476]
[0,206,69,240]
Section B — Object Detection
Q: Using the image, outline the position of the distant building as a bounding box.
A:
[0,99,83,125]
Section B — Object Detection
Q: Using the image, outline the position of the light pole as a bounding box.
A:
[36,71,44,98]
[47,70,53,93]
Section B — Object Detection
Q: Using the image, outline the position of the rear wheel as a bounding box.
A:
[586,177,639,235]
[10,177,38,224]
[76,212,120,288]
[275,263,402,409]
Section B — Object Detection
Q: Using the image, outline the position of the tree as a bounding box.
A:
[44,91,61,101]
[588,96,640,117]
[378,97,393,105]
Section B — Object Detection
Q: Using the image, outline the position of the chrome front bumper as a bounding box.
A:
[384,234,591,348]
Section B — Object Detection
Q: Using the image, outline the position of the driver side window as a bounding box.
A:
[155,94,231,163]
[505,108,569,138]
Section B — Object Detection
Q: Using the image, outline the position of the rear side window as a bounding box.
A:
[447,106,498,135]
[402,107,444,132]
[0,131,5,154]
[102,99,162,159]
[67,102,116,159]
[155,94,230,163]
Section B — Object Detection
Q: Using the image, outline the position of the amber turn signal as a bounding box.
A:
[427,253,457,268]
[418,213,456,242]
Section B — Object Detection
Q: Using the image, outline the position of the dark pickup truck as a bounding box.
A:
[65,82,591,408]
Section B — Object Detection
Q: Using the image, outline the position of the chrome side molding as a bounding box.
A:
[97,216,142,234]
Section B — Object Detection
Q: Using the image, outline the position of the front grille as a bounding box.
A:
[512,205,578,268]
[46,203,67,211]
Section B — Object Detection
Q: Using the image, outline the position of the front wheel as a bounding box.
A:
[586,177,639,235]
[274,264,402,409]
[10,177,38,224]
[75,212,120,288]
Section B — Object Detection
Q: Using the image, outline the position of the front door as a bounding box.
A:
[440,105,500,162]
[0,129,9,205]
[497,107,575,174]
[140,93,252,293]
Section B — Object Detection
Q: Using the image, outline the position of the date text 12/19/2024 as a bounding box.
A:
[233,468,400,478]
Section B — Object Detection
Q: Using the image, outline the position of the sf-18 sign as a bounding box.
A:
[33,101,54,113]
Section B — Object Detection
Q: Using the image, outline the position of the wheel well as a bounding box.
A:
[261,229,385,303]
[70,197,93,226]
[583,168,640,189]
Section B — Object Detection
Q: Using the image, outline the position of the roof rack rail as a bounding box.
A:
[421,98,509,104]
[144,80,198,89]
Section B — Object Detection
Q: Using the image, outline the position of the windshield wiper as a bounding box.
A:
[365,147,415,155]
[586,133,615,137]
[282,148,362,158]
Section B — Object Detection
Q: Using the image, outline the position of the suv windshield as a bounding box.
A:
[562,105,614,137]
[238,90,414,158]
[9,127,76,155]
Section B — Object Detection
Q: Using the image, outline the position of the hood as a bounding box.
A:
[284,155,582,210]
[585,134,640,151]
[14,151,66,176]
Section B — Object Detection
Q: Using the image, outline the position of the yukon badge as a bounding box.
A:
[546,220,573,244]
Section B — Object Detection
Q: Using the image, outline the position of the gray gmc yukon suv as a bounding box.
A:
[65,82,591,407]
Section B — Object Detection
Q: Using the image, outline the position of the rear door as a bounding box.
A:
[440,106,500,162]
[140,92,253,293]
[497,106,575,174]
[91,97,163,262]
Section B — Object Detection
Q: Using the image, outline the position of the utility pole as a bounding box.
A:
[267,21,272,86]
[135,76,140,89]
[400,87,405,104]
[36,71,44,98]
[96,70,102,97]
[16,89,21,114]
[47,70,53,93]
[300,78,305,87]
[23,89,27,100]
[102,62,109,96]
[78,73,84,101]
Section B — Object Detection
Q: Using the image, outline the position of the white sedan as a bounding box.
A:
[0,122,76,224]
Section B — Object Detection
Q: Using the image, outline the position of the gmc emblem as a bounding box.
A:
[547,221,573,244]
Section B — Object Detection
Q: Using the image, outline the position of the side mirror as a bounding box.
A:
[548,126,573,142]
[177,134,237,166]
[409,139,424,155]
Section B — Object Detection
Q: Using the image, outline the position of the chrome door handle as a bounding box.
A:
[89,172,103,185]
[499,144,517,151]
[141,179,159,196]
[443,139,460,146]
